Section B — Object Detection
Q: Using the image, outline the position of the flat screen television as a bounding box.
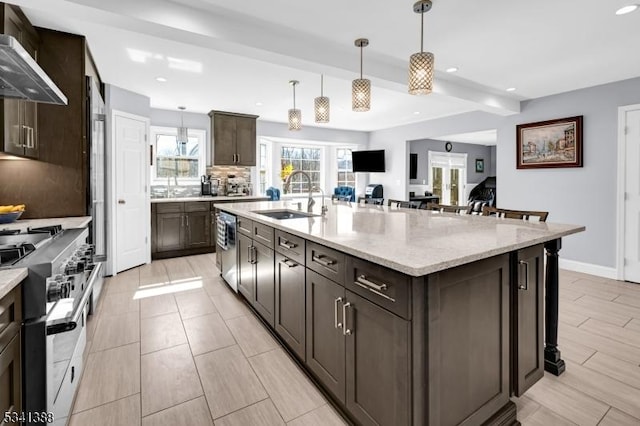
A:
[352,149,385,172]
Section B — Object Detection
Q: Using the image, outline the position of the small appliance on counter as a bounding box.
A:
[201,175,212,196]
[226,176,251,196]
[365,184,383,200]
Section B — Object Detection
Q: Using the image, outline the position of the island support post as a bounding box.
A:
[544,238,565,376]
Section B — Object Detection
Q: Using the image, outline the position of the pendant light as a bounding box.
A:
[408,0,435,95]
[314,74,330,123]
[288,80,301,131]
[352,38,371,112]
[177,106,188,144]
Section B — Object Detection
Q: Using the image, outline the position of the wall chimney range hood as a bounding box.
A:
[0,34,67,105]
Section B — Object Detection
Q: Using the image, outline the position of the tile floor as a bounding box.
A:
[69,254,640,425]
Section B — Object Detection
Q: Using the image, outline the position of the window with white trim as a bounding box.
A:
[259,142,268,194]
[280,146,321,193]
[336,148,355,187]
[150,126,206,184]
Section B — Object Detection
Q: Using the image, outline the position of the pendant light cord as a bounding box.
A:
[320,74,324,97]
[360,45,363,79]
[420,8,424,53]
[292,83,296,109]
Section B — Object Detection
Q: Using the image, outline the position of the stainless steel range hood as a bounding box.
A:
[0,34,67,105]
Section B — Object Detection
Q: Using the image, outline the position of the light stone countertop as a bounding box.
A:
[0,268,27,300]
[0,216,92,232]
[216,200,585,277]
[151,195,270,203]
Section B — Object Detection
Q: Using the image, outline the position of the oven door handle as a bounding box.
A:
[46,262,102,335]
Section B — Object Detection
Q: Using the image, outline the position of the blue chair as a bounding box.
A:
[332,186,355,202]
[266,187,281,201]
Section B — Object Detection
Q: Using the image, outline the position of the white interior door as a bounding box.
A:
[623,108,640,283]
[428,151,467,205]
[115,114,149,273]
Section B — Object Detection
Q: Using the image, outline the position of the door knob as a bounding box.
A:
[118,199,126,204]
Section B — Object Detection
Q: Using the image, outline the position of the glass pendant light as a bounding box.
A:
[314,74,330,123]
[288,80,301,131]
[408,0,435,95]
[352,38,371,112]
[177,106,188,144]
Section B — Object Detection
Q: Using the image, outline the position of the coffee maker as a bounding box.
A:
[201,175,212,196]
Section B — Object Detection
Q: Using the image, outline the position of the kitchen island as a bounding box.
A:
[215,200,584,426]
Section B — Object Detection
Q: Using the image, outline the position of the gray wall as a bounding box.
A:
[106,85,151,118]
[409,139,494,185]
[489,146,497,175]
[150,108,212,165]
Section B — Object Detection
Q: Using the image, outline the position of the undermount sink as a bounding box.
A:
[253,209,319,220]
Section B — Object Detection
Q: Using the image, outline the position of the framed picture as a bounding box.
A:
[516,115,583,169]
[475,158,484,173]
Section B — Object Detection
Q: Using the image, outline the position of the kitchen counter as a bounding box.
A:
[216,200,584,277]
[0,268,27,300]
[0,216,92,232]
[151,195,269,203]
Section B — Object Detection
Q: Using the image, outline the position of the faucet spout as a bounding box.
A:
[284,170,315,213]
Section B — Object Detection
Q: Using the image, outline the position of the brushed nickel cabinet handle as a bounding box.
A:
[280,258,298,268]
[279,239,296,249]
[354,275,396,302]
[312,254,336,267]
[356,275,387,291]
[342,302,352,335]
[334,297,343,329]
[518,260,529,290]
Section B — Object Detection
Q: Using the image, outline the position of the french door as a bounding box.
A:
[428,151,467,205]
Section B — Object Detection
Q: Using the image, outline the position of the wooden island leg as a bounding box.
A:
[544,238,565,376]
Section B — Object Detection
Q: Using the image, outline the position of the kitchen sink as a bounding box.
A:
[253,209,319,220]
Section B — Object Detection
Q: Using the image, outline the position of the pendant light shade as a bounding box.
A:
[177,106,188,143]
[288,80,301,131]
[352,38,371,112]
[408,0,435,95]
[314,74,330,123]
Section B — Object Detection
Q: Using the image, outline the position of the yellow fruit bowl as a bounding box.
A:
[0,210,23,224]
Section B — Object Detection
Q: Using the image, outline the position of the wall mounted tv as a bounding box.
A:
[352,149,386,172]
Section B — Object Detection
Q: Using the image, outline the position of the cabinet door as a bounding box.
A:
[235,116,256,166]
[21,31,38,159]
[156,213,184,252]
[185,211,211,249]
[305,269,345,403]
[0,333,22,419]
[513,245,544,396]
[344,291,410,426]
[253,241,275,327]
[213,113,236,165]
[275,252,305,360]
[237,233,254,302]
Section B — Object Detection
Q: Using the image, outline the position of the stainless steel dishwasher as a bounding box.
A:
[217,211,238,292]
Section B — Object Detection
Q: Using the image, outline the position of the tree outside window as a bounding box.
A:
[280,146,321,193]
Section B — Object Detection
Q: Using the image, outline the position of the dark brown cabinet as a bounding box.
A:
[275,252,306,360]
[209,110,258,166]
[237,233,255,301]
[185,210,211,249]
[156,212,184,252]
[253,241,275,327]
[152,202,212,258]
[0,284,22,420]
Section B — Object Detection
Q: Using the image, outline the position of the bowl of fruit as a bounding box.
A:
[0,205,25,224]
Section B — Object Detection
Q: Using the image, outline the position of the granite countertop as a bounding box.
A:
[216,200,585,277]
[151,195,270,203]
[0,268,27,300]
[0,216,92,232]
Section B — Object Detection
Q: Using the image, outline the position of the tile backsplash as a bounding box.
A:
[150,166,253,199]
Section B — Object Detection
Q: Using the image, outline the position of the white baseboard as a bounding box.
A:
[559,259,618,280]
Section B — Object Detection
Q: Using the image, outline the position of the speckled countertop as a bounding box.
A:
[0,268,27,300]
[0,216,91,232]
[216,200,585,277]
[151,195,270,203]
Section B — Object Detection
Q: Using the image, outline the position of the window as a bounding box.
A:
[280,146,321,193]
[259,143,268,194]
[336,148,355,187]
[151,126,206,183]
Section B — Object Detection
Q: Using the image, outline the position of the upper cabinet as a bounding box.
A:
[1,4,40,159]
[209,110,258,166]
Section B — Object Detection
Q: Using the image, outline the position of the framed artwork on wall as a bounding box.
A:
[516,115,583,169]
[475,158,484,173]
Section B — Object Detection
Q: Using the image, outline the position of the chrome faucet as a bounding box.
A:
[284,170,315,213]
[312,186,328,216]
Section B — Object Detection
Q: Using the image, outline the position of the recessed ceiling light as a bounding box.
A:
[156,77,167,82]
[446,67,458,73]
[255,102,263,106]
[506,87,516,92]
[616,4,638,15]
[413,111,421,115]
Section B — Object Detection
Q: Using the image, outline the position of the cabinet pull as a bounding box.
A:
[354,275,396,302]
[334,297,343,329]
[251,246,257,264]
[279,239,297,249]
[247,246,253,263]
[342,302,352,335]
[186,215,189,227]
[312,254,336,267]
[255,232,270,245]
[280,258,298,268]
[518,260,529,290]
[237,153,240,164]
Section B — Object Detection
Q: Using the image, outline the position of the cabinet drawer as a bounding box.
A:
[0,285,22,351]
[156,202,184,214]
[237,217,253,237]
[274,230,305,264]
[185,201,209,212]
[306,241,345,285]
[345,257,410,320]
[253,222,274,248]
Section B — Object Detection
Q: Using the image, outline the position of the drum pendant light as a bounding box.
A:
[352,38,371,112]
[408,0,435,95]
[288,80,301,131]
[314,74,330,123]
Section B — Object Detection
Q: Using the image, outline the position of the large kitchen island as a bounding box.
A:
[214,199,584,426]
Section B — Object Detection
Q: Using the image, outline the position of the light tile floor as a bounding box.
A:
[69,254,640,425]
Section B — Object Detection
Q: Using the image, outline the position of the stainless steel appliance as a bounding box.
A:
[0,225,103,426]
[201,175,212,196]
[216,212,238,292]
[226,177,251,196]
[364,184,383,199]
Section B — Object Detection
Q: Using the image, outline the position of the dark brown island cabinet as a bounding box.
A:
[209,110,258,166]
[0,283,23,419]
[225,212,549,426]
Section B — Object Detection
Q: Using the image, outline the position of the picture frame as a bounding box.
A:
[475,158,484,173]
[516,115,583,169]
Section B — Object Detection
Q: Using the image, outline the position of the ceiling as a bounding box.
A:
[432,130,497,146]
[11,0,640,132]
